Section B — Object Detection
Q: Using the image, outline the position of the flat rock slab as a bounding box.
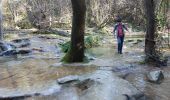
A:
[57,75,79,84]
[78,70,143,100]
[47,70,144,100]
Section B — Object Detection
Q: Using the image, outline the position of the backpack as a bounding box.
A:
[117,23,124,37]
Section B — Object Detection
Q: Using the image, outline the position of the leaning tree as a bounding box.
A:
[62,0,86,62]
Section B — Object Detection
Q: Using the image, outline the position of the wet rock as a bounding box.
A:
[132,42,138,45]
[75,79,95,91]
[0,42,15,51]
[32,48,44,52]
[126,40,134,42]
[0,93,41,100]
[0,95,31,100]
[137,39,143,43]
[12,38,31,48]
[57,75,79,84]
[86,55,96,61]
[147,70,164,84]
[0,42,7,51]
[18,42,31,48]
[16,50,32,55]
[0,50,17,56]
[0,42,17,56]
[79,70,141,100]
[55,30,70,37]
[12,38,30,43]
[39,36,57,39]
[123,92,145,100]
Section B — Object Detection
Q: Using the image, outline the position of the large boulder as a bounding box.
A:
[12,38,31,48]
[147,70,164,84]
[0,41,32,56]
[0,42,17,56]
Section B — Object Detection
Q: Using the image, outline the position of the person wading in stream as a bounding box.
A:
[113,17,129,54]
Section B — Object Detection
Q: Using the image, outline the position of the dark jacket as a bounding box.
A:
[113,23,128,36]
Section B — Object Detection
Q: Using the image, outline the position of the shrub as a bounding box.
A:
[59,35,100,53]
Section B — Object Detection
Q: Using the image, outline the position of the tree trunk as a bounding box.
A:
[144,0,157,61]
[63,0,86,62]
[0,0,3,41]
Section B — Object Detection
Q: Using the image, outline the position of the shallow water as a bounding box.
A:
[0,32,170,99]
[0,33,97,98]
[0,58,97,98]
[87,36,170,100]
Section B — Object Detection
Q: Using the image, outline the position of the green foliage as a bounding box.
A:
[156,0,169,30]
[85,35,100,48]
[61,50,72,63]
[59,41,71,53]
[138,60,146,65]
[59,35,100,53]
[157,14,166,29]
[61,50,89,63]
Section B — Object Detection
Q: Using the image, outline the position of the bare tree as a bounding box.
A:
[26,0,72,29]
[62,0,86,62]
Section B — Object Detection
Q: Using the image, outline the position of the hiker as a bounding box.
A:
[113,17,128,54]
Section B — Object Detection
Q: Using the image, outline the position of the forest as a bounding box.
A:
[0,0,169,100]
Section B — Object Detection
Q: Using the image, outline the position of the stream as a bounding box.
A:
[0,31,170,100]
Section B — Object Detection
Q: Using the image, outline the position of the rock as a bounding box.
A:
[79,70,141,100]
[12,38,31,48]
[18,42,31,48]
[0,50,17,56]
[38,36,57,39]
[147,70,164,84]
[16,50,32,55]
[126,40,134,42]
[0,42,15,51]
[137,39,143,43]
[32,48,44,52]
[12,38,30,43]
[123,92,145,100]
[0,42,17,56]
[75,79,95,91]
[0,42,7,51]
[0,94,31,100]
[57,75,79,84]
[90,57,96,61]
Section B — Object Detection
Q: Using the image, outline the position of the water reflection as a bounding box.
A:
[0,59,96,98]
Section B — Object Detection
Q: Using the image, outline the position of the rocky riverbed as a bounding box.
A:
[0,31,169,100]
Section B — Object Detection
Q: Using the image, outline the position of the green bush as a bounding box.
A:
[85,35,100,48]
[59,35,100,53]
[59,41,71,53]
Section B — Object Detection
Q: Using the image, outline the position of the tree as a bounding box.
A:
[144,0,158,62]
[62,0,86,62]
[0,0,3,40]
